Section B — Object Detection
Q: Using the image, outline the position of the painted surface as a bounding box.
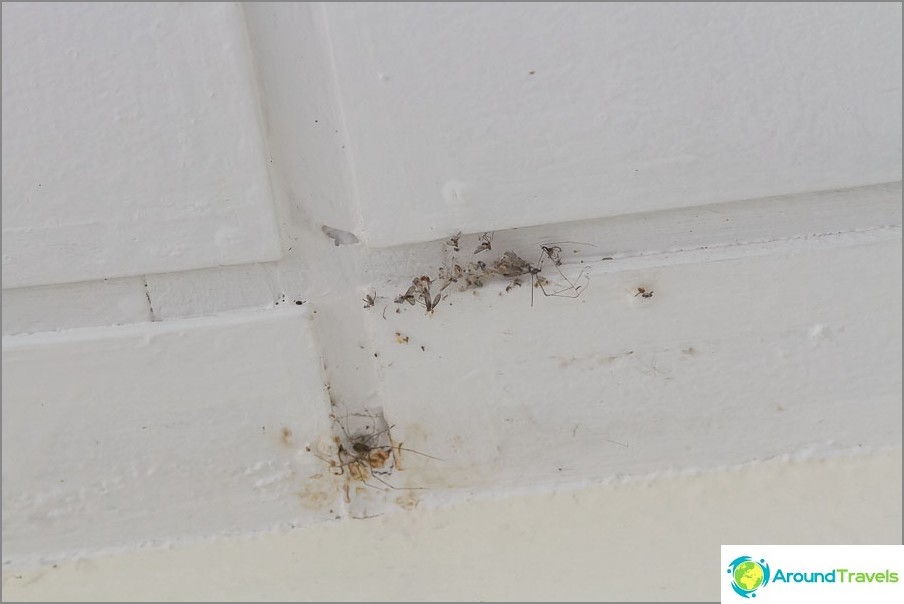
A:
[2,277,151,335]
[323,2,902,245]
[3,450,900,602]
[2,184,899,562]
[1,3,281,288]
[371,233,902,502]
[242,3,360,237]
[1,309,336,562]
[1,3,901,598]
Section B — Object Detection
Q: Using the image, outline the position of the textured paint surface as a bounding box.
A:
[1,309,337,562]
[1,277,151,335]
[5,185,898,562]
[362,230,902,514]
[324,2,902,246]
[0,3,901,598]
[2,450,900,602]
[1,3,281,287]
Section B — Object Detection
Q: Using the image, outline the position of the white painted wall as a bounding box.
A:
[322,2,902,246]
[2,2,901,600]
[2,309,334,561]
[1,3,281,288]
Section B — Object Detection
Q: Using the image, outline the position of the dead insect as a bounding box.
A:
[424,292,442,313]
[316,413,397,492]
[505,278,523,293]
[493,251,541,305]
[495,246,591,306]
[408,275,441,313]
[474,232,494,254]
[395,332,409,344]
[635,287,654,298]
[363,292,376,308]
[540,245,563,266]
[637,356,669,378]
[438,264,460,292]
[395,285,418,305]
[532,242,594,301]
[312,408,441,497]
[446,231,462,252]
[493,251,535,278]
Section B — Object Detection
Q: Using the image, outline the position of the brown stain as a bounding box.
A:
[297,471,342,511]
[395,491,420,510]
[305,422,444,506]
[390,440,403,470]
[297,487,329,509]
[347,460,367,482]
[280,427,294,446]
[367,447,391,469]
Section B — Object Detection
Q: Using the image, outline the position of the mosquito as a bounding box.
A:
[494,242,594,306]
[534,242,596,299]
[446,231,462,252]
[363,292,376,308]
[415,275,442,313]
[474,232,494,254]
[505,278,523,293]
[423,291,442,313]
[396,275,444,314]
[395,284,418,305]
[438,264,460,292]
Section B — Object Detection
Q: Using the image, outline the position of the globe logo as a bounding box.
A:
[727,556,771,598]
